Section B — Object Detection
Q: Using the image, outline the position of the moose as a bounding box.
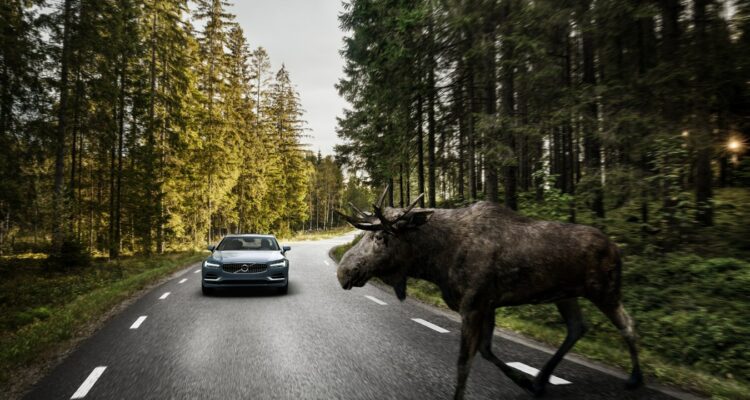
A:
[335,188,643,399]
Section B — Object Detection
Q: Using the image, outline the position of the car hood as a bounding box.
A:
[211,250,285,264]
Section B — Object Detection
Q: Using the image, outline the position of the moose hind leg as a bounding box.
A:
[454,309,484,400]
[597,302,643,389]
[531,299,588,396]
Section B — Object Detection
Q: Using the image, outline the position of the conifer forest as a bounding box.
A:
[337,0,749,228]
[0,0,365,258]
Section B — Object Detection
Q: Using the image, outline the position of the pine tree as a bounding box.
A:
[194,0,240,242]
[268,66,310,235]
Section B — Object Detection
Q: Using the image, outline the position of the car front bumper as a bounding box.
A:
[202,264,288,288]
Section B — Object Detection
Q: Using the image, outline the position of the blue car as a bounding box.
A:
[202,234,291,295]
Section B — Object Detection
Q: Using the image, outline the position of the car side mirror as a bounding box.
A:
[207,245,215,252]
[282,245,291,253]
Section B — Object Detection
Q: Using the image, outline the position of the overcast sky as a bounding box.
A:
[232,0,348,156]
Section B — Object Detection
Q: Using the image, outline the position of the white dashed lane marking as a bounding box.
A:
[129,316,147,330]
[364,295,387,305]
[159,292,170,300]
[411,318,449,333]
[178,278,187,284]
[194,269,200,273]
[323,260,330,266]
[507,362,572,385]
[70,366,106,399]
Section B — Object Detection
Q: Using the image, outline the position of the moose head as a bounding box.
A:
[335,187,433,301]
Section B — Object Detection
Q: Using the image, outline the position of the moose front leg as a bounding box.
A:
[477,310,536,394]
[454,309,484,400]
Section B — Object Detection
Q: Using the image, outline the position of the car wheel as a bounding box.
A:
[278,283,288,295]
[202,285,213,296]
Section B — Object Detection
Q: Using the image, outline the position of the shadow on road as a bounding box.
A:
[203,283,298,298]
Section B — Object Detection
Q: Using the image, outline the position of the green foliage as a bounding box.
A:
[621,255,748,379]
[519,173,573,222]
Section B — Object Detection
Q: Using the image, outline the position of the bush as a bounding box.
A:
[621,255,750,380]
[45,238,91,269]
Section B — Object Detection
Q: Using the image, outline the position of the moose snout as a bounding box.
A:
[337,265,361,290]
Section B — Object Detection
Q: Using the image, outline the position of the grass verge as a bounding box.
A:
[330,239,749,400]
[0,251,205,397]
[280,227,356,242]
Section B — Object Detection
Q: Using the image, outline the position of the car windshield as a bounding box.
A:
[216,236,279,251]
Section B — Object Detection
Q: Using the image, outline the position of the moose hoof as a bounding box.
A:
[530,381,547,398]
[512,375,545,397]
[624,371,644,390]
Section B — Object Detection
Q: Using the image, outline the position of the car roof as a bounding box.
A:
[222,234,276,239]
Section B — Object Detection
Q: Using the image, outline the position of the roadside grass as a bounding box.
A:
[329,188,750,400]
[331,233,363,261]
[280,226,355,242]
[0,251,205,394]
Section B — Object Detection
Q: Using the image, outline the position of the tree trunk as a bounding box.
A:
[500,1,516,210]
[456,79,466,202]
[581,0,604,218]
[693,0,713,226]
[416,94,425,204]
[427,69,437,208]
[387,177,394,207]
[53,0,74,251]
[145,10,157,253]
[70,66,82,232]
[483,14,499,204]
[108,114,116,258]
[113,63,126,259]
[427,29,437,207]
[467,66,478,200]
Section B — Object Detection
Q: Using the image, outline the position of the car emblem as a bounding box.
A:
[240,264,249,272]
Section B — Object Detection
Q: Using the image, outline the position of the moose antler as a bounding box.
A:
[334,186,390,231]
[337,186,429,234]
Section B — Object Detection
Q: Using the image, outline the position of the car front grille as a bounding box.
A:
[222,263,267,274]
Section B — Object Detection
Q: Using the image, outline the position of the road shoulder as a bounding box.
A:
[6,261,200,400]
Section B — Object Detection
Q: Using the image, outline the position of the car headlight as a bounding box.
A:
[269,260,286,268]
[204,261,220,268]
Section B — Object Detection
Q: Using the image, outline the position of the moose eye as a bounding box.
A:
[374,232,388,245]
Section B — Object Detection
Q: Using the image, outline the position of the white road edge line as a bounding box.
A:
[323,260,330,266]
[159,292,170,300]
[507,362,571,385]
[364,295,387,305]
[194,269,200,273]
[178,278,187,284]
[129,316,147,330]
[412,318,449,333]
[70,366,107,399]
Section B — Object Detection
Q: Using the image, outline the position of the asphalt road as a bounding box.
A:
[24,234,692,400]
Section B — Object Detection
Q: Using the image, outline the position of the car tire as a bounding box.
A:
[278,283,288,295]
[202,285,213,296]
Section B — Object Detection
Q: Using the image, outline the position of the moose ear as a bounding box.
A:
[392,210,434,231]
